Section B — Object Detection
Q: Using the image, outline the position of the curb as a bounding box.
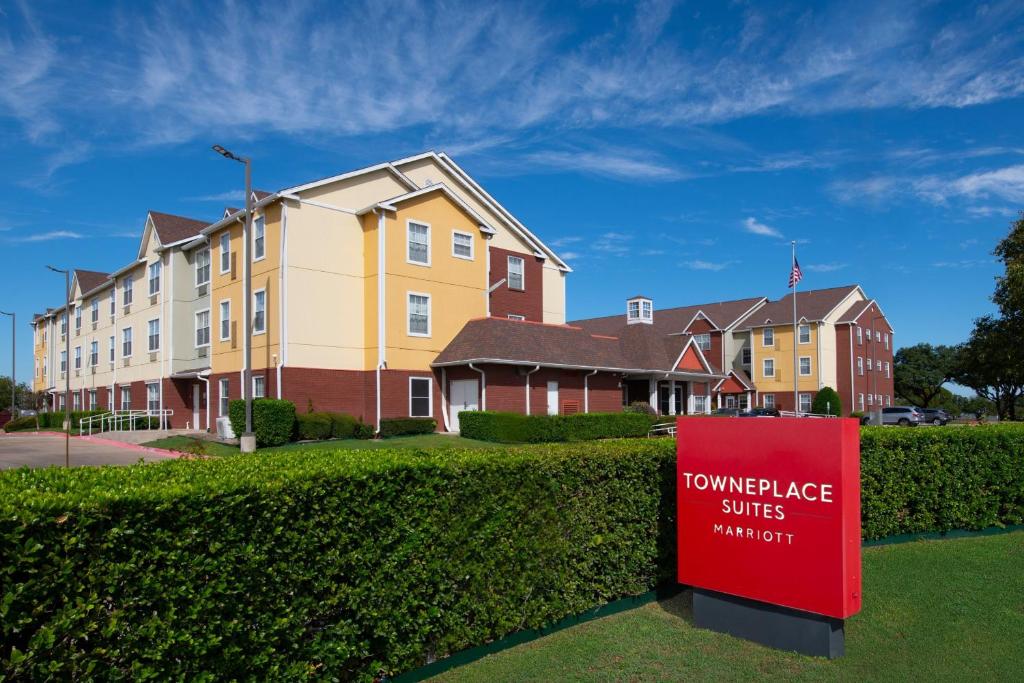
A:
[76,435,180,458]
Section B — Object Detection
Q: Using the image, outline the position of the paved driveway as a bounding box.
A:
[0,433,175,469]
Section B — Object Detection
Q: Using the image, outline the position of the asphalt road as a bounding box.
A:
[0,434,173,469]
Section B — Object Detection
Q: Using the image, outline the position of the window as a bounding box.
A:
[75,306,81,332]
[58,394,65,411]
[253,376,265,399]
[508,255,525,290]
[195,248,211,286]
[452,231,473,259]
[91,299,99,323]
[799,393,812,413]
[109,288,116,316]
[798,324,811,344]
[74,346,81,370]
[876,394,883,406]
[88,390,97,411]
[120,386,131,411]
[867,393,873,406]
[642,300,652,319]
[107,388,113,409]
[884,333,890,350]
[508,314,525,321]
[762,327,774,346]
[60,350,67,373]
[195,310,211,347]
[886,395,891,407]
[109,336,115,363]
[148,261,161,296]
[73,393,81,411]
[407,221,430,265]
[725,395,736,408]
[122,276,133,306]
[219,232,231,273]
[148,319,160,352]
[218,378,230,416]
[408,293,430,336]
[856,326,863,344]
[741,347,751,365]
[694,333,712,351]
[858,393,865,411]
[867,358,873,371]
[252,291,266,334]
[147,383,160,413]
[253,216,266,260]
[89,341,98,367]
[61,312,67,336]
[799,356,811,376]
[763,394,775,409]
[409,377,432,417]
[876,331,881,342]
[762,358,775,377]
[628,300,640,320]
[885,361,890,378]
[219,300,231,341]
[693,395,708,413]
[857,357,864,375]
[122,327,133,358]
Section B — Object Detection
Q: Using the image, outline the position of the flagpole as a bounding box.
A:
[792,240,799,414]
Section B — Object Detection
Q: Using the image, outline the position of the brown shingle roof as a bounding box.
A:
[149,211,208,245]
[735,285,860,328]
[434,318,720,376]
[74,269,110,295]
[836,298,874,323]
[571,296,766,336]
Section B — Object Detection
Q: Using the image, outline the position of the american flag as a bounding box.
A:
[788,258,803,288]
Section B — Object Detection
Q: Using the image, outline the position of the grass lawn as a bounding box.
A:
[430,531,1024,682]
[143,433,501,456]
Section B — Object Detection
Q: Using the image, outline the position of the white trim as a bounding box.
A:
[451,229,475,260]
[252,215,267,262]
[147,260,161,296]
[507,314,525,321]
[681,310,719,333]
[362,184,497,235]
[507,255,525,290]
[669,336,715,374]
[146,317,161,352]
[282,161,417,196]
[219,299,232,342]
[194,308,212,348]
[195,246,211,287]
[431,358,726,380]
[218,232,231,274]
[762,357,775,378]
[408,376,433,417]
[798,355,812,376]
[252,288,267,335]
[218,377,230,417]
[724,298,769,331]
[762,327,775,346]
[798,323,811,344]
[406,219,432,266]
[121,325,133,358]
[407,291,432,337]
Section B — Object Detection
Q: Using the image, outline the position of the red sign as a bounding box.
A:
[677,417,861,619]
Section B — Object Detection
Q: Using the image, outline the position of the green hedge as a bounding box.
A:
[296,413,332,441]
[3,416,38,432]
[379,417,436,437]
[859,424,1024,539]
[458,411,652,443]
[228,399,295,447]
[328,413,360,439]
[0,440,674,680]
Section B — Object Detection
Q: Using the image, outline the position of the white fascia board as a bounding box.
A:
[724,298,769,331]
[435,152,572,272]
[360,184,497,234]
[136,216,158,261]
[108,259,146,279]
[669,336,715,375]
[430,356,725,379]
[280,161,417,196]
[823,286,867,321]
[199,193,281,238]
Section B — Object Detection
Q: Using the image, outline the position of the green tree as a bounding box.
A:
[893,344,957,408]
[952,316,1024,421]
[0,376,33,412]
[811,386,841,416]
[993,212,1024,319]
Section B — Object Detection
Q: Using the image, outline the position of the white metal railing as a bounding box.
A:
[79,409,174,435]
[778,411,838,418]
[648,421,677,437]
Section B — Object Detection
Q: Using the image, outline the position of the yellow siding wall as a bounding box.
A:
[751,323,821,393]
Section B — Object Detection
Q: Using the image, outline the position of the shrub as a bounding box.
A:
[0,439,675,680]
[379,417,436,438]
[228,399,295,447]
[353,422,374,440]
[812,387,842,416]
[296,413,332,441]
[34,410,107,431]
[458,411,652,443]
[328,413,359,440]
[3,416,38,432]
[624,401,656,416]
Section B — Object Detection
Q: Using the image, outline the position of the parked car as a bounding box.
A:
[920,408,950,426]
[712,408,741,416]
[881,406,924,426]
[739,407,781,417]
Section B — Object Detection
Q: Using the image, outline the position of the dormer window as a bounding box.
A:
[627,296,653,325]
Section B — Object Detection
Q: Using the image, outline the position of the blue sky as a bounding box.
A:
[2,0,1023,386]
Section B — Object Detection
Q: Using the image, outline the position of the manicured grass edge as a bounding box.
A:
[401,525,1024,682]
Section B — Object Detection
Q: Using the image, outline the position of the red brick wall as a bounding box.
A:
[488,246,544,321]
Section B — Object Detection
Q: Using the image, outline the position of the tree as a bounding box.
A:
[952,316,1024,421]
[893,344,957,408]
[0,376,33,412]
[811,386,841,416]
[993,212,1024,319]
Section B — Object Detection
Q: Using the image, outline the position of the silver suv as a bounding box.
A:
[881,406,924,426]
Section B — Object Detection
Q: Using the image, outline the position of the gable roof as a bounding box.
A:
[571,297,767,337]
[736,285,862,329]
[357,183,497,234]
[73,269,109,297]
[148,211,208,246]
[713,368,755,392]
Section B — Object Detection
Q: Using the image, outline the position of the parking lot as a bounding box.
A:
[0,433,174,469]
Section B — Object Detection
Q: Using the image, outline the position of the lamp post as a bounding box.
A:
[0,310,13,416]
[212,144,255,453]
[46,266,71,467]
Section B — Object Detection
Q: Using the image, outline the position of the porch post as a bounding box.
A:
[669,380,676,415]
[705,382,711,414]
[717,393,722,409]
[648,378,657,414]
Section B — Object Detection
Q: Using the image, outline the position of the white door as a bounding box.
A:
[547,381,559,415]
[449,379,478,432]
[192,384,202,429]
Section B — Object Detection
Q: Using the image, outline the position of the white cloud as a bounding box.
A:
[560,251,581,260]
[743,217,782,238]
[805,262,847,273]
[550,236,584,248]
[527,149,685,181]
[833,164,1024,207]
[932,259,992,269]
[16,230,85,242]
[187,190,244,203]
[684,259,736,271]
[592,231,634,254]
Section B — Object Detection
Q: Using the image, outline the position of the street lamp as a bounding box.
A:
[212,144,255,453]
[45,265,71,467]
[0,310,13,417]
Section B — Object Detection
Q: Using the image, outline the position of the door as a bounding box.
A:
[450,379,478,432]
[547,381,559,415]
[192,384,202,430]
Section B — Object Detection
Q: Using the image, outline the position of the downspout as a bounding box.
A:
[485,236,492,317]
[469,362,487,411]
[375,208,387,433]
[524,365,540,414]
[848,326,855,412]
[277,201,289,399]
[198,371,211,431]
[583,369,598,413]
[159,253,166,429]
[440,367,450,431]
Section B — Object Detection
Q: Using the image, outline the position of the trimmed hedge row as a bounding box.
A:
[3,410,114,432]
[458,410,653,443]
[1,425,1021,678]
[228,399,296,447]
[379,417,436,438]
[0,440,674,680]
